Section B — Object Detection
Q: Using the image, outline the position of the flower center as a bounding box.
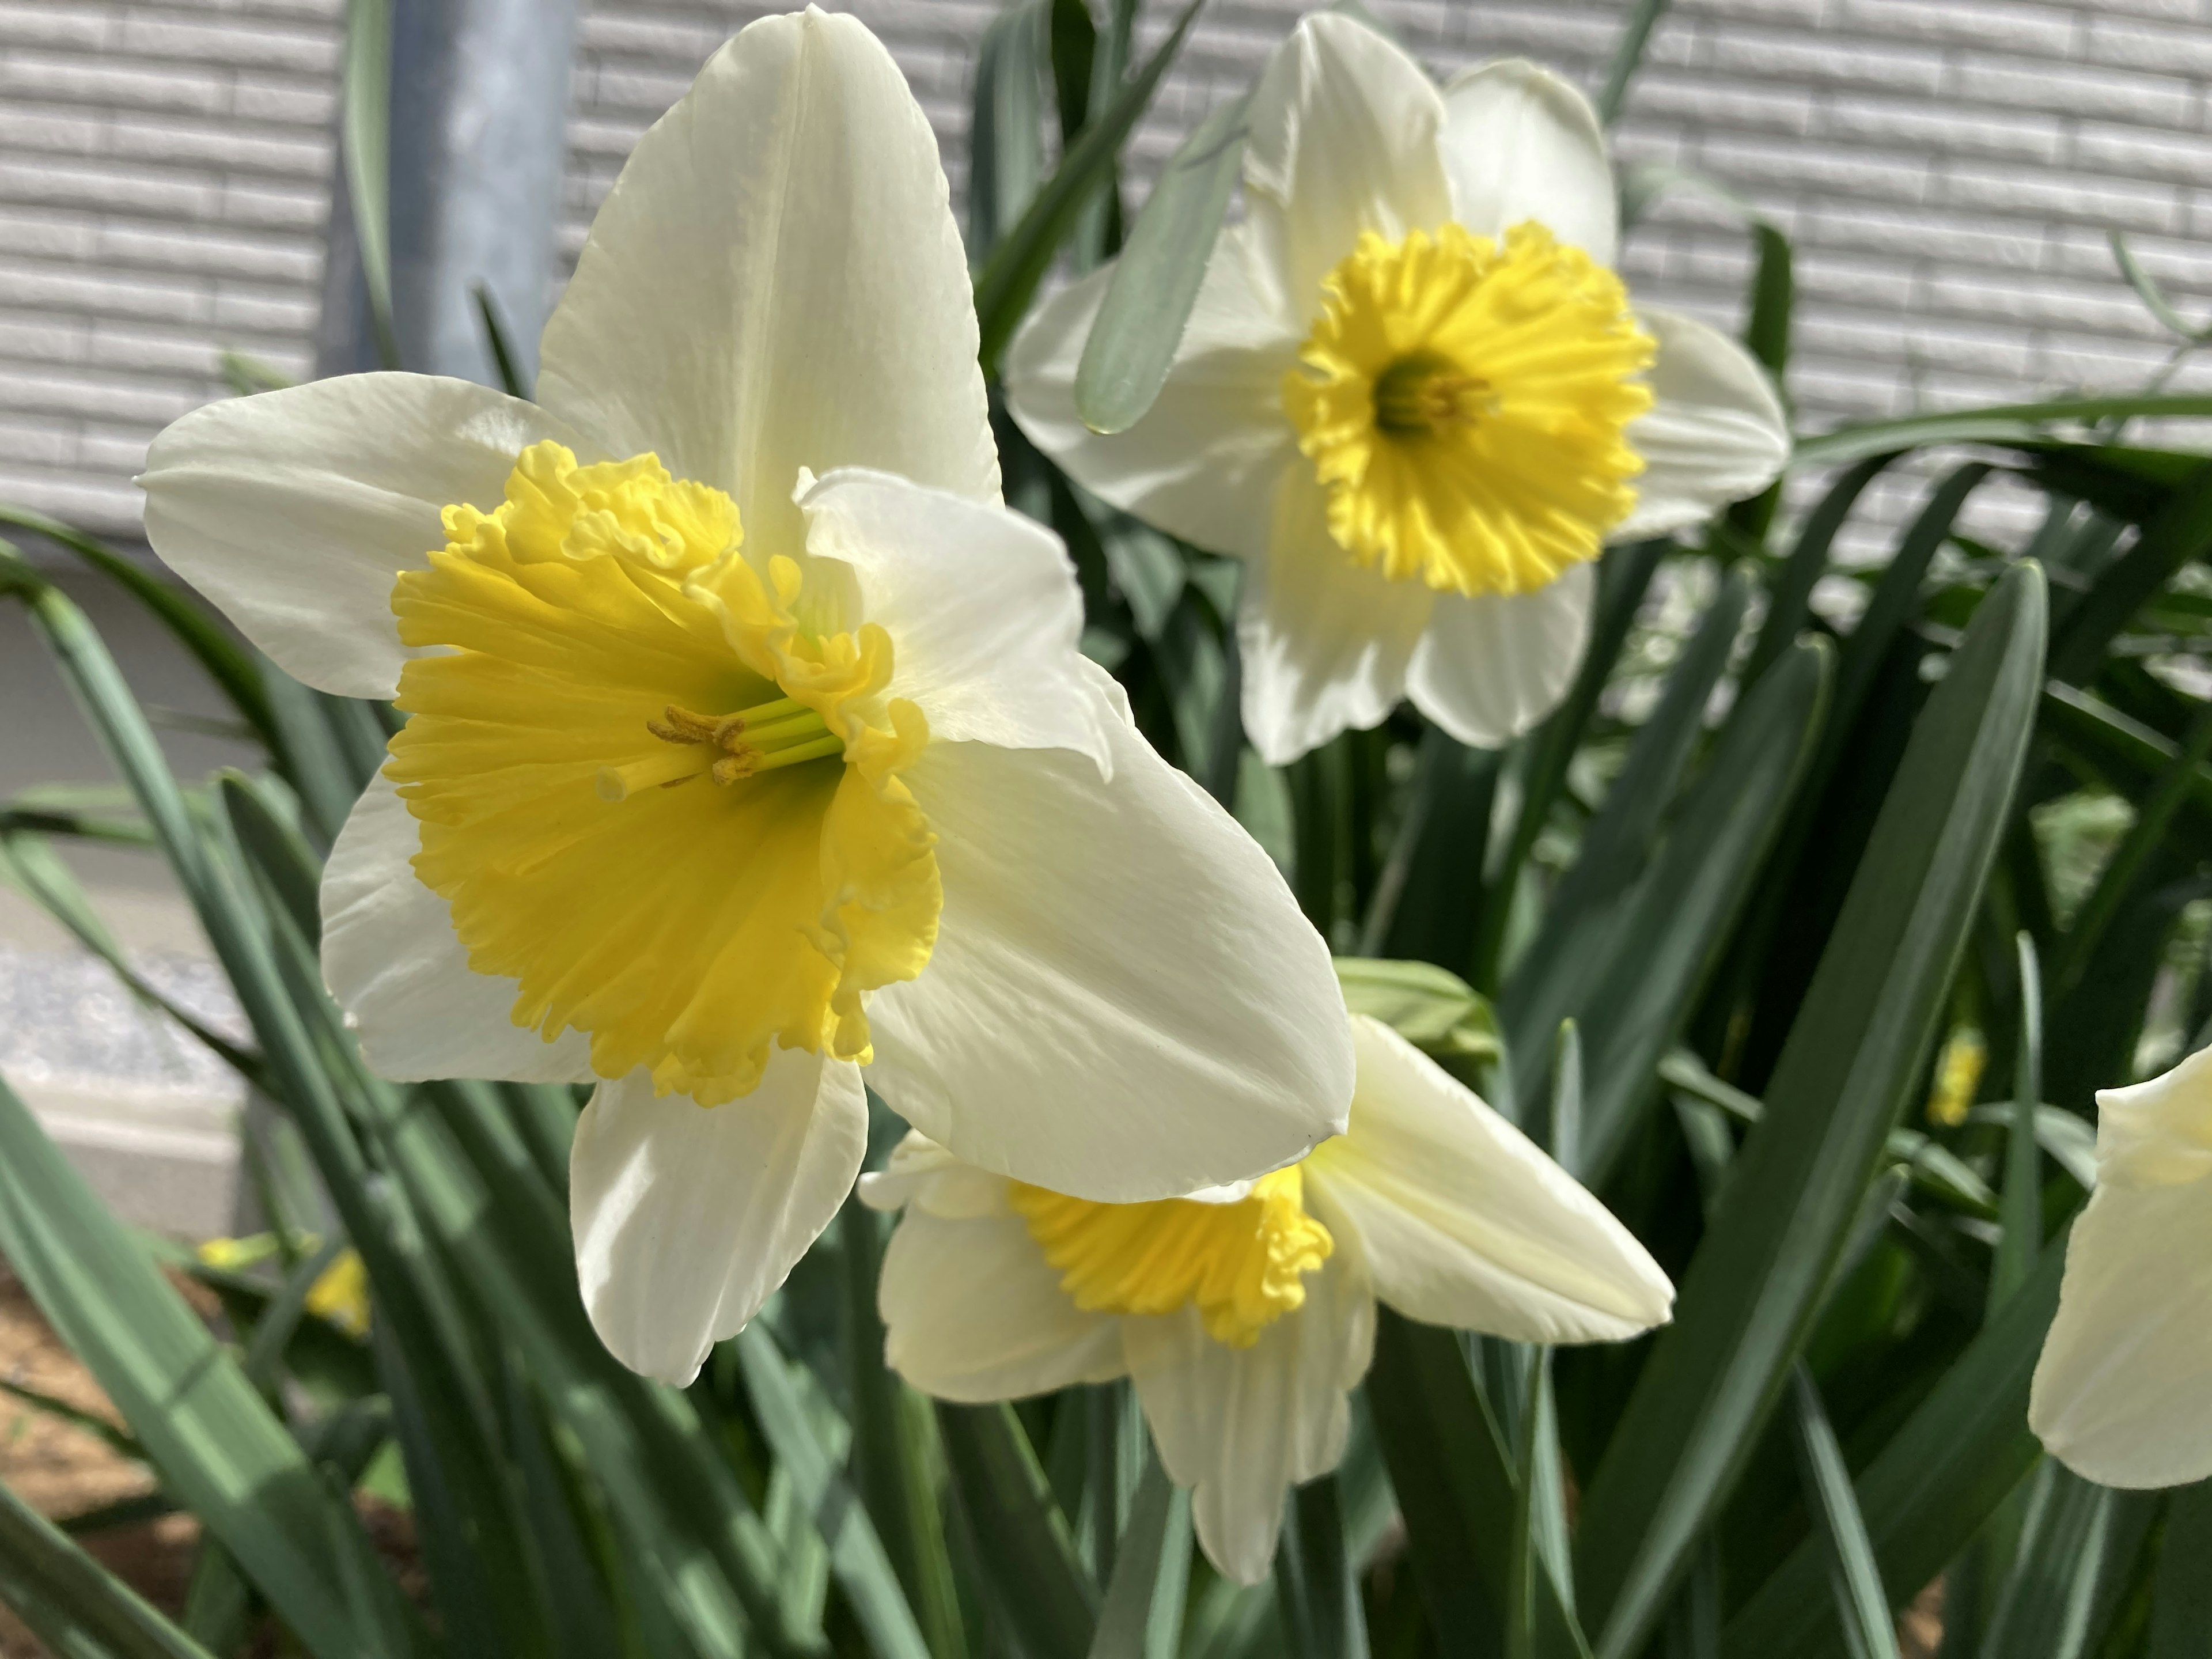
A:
[1371,351,1493,435]
[597,695,845,798]
[1009,1166,1334,1349]
[385,441,941,1105]
[1281,221,1657,597]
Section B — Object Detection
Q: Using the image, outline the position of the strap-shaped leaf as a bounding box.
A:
[1549,635,1831,1182]
[0,1471,216,1659]
[1794,395,2212,470]
[737,1323,932,1659]
[0,1069,416,1658]
[975,0,1209,372]
[1074,90,1251,435]
[1087,1452,1191,1659]
[2150,1481,2212,1658]
[1575,563,2047,1659]
[940,1402,1099,1658]
[1721,1223,2069,1658]
[840,1199,966,1657]
[1787,1368,1899,1659]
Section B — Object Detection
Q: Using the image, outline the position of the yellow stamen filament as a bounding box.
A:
[613,696,847,797]
[1282,221,1656,597]
[1009,1166,1333,1349]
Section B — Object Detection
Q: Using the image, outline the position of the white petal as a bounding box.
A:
[1437,60,1618,267]
[1405,563,1593,752]
[1001,226,1301,562]
[1126,1246,1372,1585]
[1238,468,1435,767]
[858,1130,1016,1222]
[798,468,1113,772]
[1613,308,1791,543]
[866,695,1354,1202]
[1305,1016,1675,1343]
[140,375,593,700]
[876,1206,1126,1402]
[2031,1176,2212,1488]
[2090,1045,2212,1190]
[570,1050,866,1385]
[536,7,995,564]
[1244,12,1452,312]
[321,775,594,1085]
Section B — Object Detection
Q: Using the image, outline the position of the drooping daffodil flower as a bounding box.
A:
[2031,1046,2212,1486]
[139,8,1353,1387]
[1005,12,1791,766]
[862,1013,1674,1581]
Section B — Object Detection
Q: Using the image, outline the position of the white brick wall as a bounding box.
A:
[0,1,339,529]
[3,0,2211,541]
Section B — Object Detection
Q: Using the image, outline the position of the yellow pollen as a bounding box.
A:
[1281,221,1657,597]
[384,441,941,1105]
[1009,1166,1334,1349]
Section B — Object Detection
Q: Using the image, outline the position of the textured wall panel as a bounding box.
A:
[1,0,2208,540]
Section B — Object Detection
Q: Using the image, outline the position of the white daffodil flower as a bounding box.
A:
[862,1013,1673,1581]
[138,9,1352,1387]
[1005,12,1791,766]
[2031,1046,2212,1486]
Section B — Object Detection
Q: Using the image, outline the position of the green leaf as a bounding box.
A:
[969,0,1050,260]
[474,281,531,399]
[2149,1480,2212,1658]
[219,350,294,396]
[1575,563,2048,1659]
[975,0,1209,373]
[1366,1311,1511,1657]
[2109,231,2212,344]
[1720,1226,2070,1659]
[217,771,321,942]
[839,1200,965,1657]
[2050,459,2212,683]
[1992,933,2046,1313]
[1472,539,1667,990]
[1741,453,1892,688]
[341,0,399,368]
[736,1323,932,1659]
[1503,563,1758,1103]
[1596,0,1671,126]
[940,1402,1099,1657]
[260,668,364,848]
[0,1472,217,1659]
[0,1069,414,1658]
[1362,726,1500,967]
[1086,1452,1192,1659]
[1794,396,2212,470]
[1982,1463,2157,1659]
[0,506,276,751]
[1787,1367,1899,1659]
[1334,957,1500,1058]
[1279,1475,1369,1659]
[1532,634,1831,1181]
[1073,89,1250,434]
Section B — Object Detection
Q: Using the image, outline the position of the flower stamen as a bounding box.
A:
[623,696,847,797]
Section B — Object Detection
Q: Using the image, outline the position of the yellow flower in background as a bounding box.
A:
[2032,1046,2212,1487]
[304,1251,371,1339]
[1005,12,1790,766]
[196,1236,372,1339]
[1926,1027,1987,1127]
[142,7,1354,1387]
[863,1014,1674,1583]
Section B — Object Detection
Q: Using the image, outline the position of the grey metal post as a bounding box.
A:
[315,0,582,386]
